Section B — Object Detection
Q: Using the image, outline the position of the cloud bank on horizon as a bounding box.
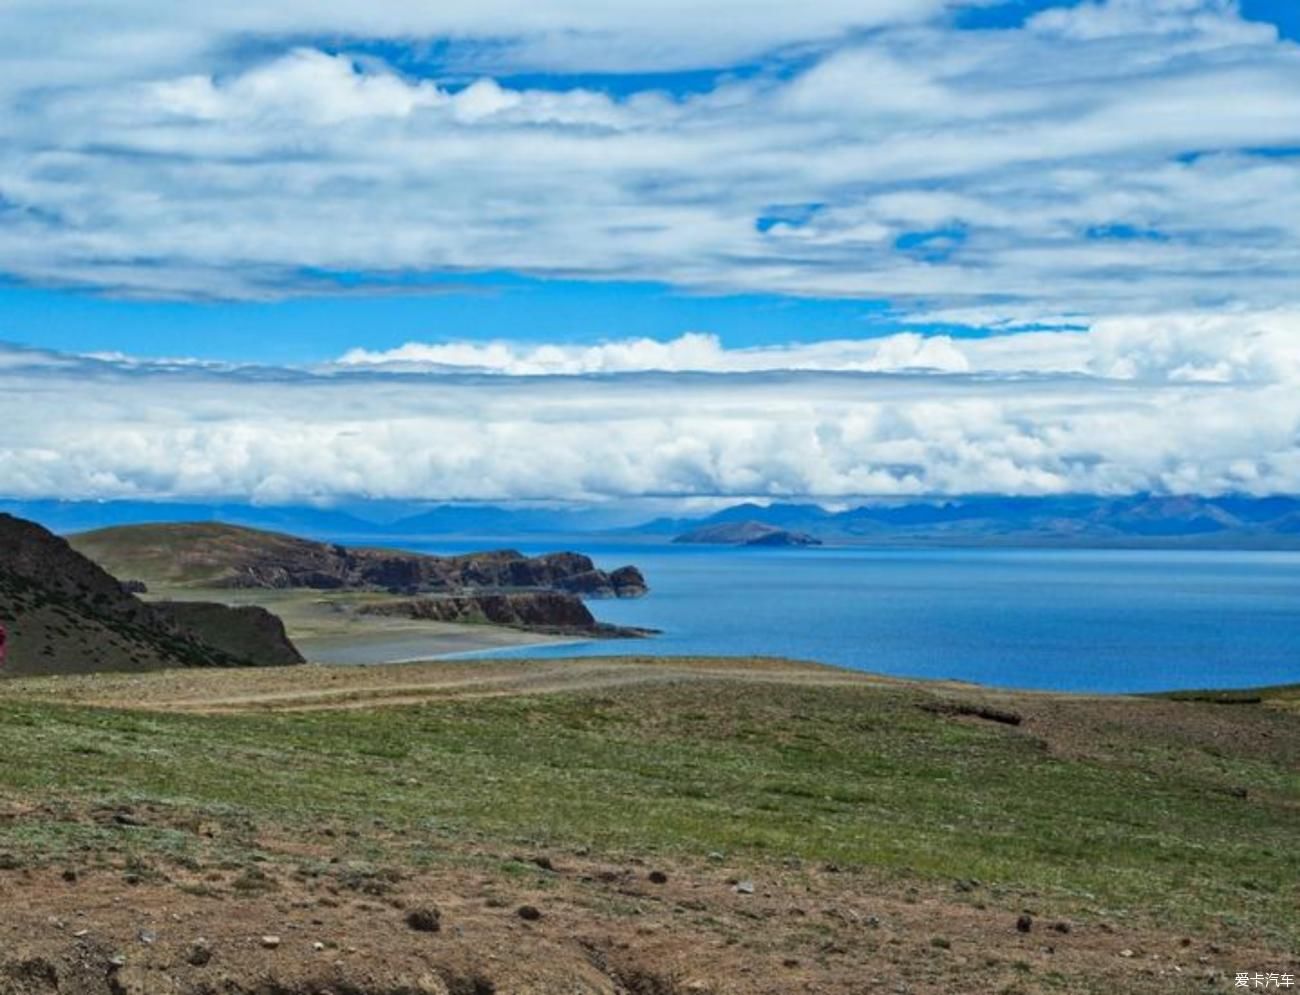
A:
[2,0,1299,505]
[2,311,1299,503]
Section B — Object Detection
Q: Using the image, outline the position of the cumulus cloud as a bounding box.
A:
[336,311,1300,383]
[0,0,1298,320]
[337,332,983,376]
[2,313,1298,503]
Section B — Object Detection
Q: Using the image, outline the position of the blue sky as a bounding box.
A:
[1,0,1299,504]
[0,278,906,363]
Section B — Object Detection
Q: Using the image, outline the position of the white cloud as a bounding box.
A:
[1,313,1298,503]
[1028,0,1274,42]
[0,0,1298,320]
[335,310,1300,383]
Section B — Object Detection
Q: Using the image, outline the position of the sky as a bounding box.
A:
[2,0,1299,506]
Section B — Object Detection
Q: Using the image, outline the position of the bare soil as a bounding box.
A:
[0,817,1276,995]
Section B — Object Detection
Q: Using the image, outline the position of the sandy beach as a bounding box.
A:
[140,584,583,665]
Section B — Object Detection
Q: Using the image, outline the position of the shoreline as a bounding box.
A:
[428,636,596,662]
[295,626,579,666]
[141,584,611,667]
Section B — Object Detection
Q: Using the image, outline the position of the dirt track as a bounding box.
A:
[1,657,905,714]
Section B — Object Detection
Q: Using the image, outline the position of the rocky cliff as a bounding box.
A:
[0,514,306,676]
[150,601,305,667]
[360,592,653,638]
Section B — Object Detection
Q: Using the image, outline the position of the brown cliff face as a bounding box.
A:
[150,602,305,667]
[362,591,596,628]
[608,565,649,597]
[0,515,305,676]
[359,591,652,638]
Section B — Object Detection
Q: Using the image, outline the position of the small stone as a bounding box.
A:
[1052,921,1072,934]
[186,940,213,966]
[1120,949,1135,958]
[1016,914,1033,933]
[61,869,78,883]
[137,929,156,945]
[517,905,543,922]
[734,880,755,895]
[405,906,442,933]
[312,941,326,952]
[260,935,281,949]
[108,955,126,970]
[707,852,725,862]
[531,856,555,872]
[73,929,90,939]
[648,871,668,885]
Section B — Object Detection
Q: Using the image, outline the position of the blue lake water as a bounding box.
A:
[401,539,1300,694]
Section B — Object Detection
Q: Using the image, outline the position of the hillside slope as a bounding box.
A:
[0,661,1295,993]
[72,522,648,597]
[0,514,303,676]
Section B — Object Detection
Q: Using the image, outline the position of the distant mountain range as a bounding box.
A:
[0,500,632,539]
[4,494,1300,549]
[637,495,1300,548]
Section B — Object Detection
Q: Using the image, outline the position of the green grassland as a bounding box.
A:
[0,667,1296,953]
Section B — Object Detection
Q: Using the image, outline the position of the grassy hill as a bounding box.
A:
[71,521,647,596]
[71,521,353,589]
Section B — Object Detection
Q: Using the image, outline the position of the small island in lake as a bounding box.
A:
[673,520,823,547]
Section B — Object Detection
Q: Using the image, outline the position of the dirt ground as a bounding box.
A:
[0,813,1278,995]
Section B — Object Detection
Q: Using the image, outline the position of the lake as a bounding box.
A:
[399,539,1300,694]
